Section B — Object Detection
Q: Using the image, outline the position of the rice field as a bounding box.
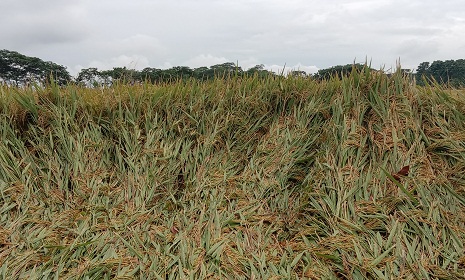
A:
[1,67,465,279]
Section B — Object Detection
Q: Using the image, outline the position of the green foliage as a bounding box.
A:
[246,64,272,79]
[0,49,71,85]
[313,63,368,80]
[3,49,465,89]
[1,68,465,279]
[75,62,277,86]
[416,59,465,87]
[76,67,102,87]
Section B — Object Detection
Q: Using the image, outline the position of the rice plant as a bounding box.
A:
[0,67,464,279]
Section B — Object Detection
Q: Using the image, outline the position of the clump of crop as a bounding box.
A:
[0,67,465,279]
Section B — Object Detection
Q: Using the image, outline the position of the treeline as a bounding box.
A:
[415,59,465,87]
[1,49,465,87]
[0,49,71,85]
[0,49,277,87]
[75,63,276,87]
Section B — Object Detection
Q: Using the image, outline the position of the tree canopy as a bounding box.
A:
[415,59,465,87]
[313,63,367,80]
[0,49,71,85]
[2,49,465,88]
[74,63,276,87]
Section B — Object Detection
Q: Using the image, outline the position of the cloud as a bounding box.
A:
[2,0,465,76]
[88,55,151,71]
[102,34,167,55]
[65,34,166,74]
[180,56,319,75]
[0,1,90,48]
[395,39,440,59]
[182,54,229,68]
[266,63,319,75]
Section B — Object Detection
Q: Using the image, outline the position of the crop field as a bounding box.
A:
[1,68,465,279]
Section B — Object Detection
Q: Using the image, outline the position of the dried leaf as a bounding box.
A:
[391,165,409,181]
[171,226,179,234]
[398,166,409,176]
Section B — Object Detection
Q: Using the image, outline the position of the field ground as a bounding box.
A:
[1,69,465,279]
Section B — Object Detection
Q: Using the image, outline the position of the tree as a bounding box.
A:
[290,70,307,77]
[210,62,242,78]
[0,49,71,85]
[246,64,274,78]
[102,67,137,84]
[43,61,71,85]
[452,59,465,87]
[415,59,465,87]
[0,49,29,84]
[77,68,104,87]
[141,67,163,83]
[158,66,194,81]
[313,63,365,80]
[246,64,264,73]
[171,66,194,79]
[193,67,210,80]
[416,62,430,75]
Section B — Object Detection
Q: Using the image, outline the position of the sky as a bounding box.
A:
[2,0,464,76]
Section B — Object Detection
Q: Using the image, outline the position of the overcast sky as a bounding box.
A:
[2,0,464,76]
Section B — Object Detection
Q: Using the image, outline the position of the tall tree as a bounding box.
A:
[290,70,307,77]
[210,62,242,78]
[313,63,365,80]
[0,49,71,85]
[140,67,162,83]
[77,68,104,87]
[416,59,465,87]
[193,67,210,80]
[246,64,274,78]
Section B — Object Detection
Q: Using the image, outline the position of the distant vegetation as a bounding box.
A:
[1,65,465,278]
[75,62,275,87]
[1,49,465,87]
[0,49,71,85]
[416,59,465,87]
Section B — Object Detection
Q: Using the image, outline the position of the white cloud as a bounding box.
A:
[112,34,166,55]
[2,0,465,75]
[266,64,319,75]
[0,1,90,48]
[88,55,150,71]
[182,54,229,68]
[395,39,440,59]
